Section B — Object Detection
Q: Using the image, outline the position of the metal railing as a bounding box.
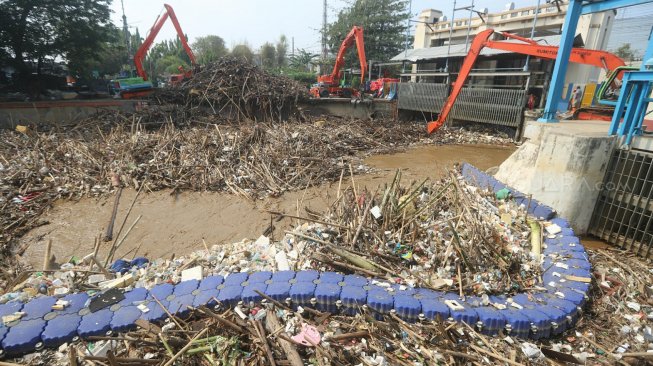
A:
[397,83,449,113]
[450,88,526,128]
[589,148,653,258]
[397,82,526,128]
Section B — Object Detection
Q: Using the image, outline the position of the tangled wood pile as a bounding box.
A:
[151,57,309,122]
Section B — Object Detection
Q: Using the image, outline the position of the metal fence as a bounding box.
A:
[397,83,526,128]
[589,148,653,258]
[397,83,448,113]
[450,88,526,128]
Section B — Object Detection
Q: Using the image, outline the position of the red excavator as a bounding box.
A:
[310,26,367,98]
[427,29,633,134]
[115,4,196,99]
[135,3,197,84]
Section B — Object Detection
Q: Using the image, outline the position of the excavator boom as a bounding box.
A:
[134,4,196,81]
[318,26,367,86]
[427,29,627,134]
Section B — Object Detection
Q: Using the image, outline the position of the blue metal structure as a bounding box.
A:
[539,0,653,123]
[608,70,653,145]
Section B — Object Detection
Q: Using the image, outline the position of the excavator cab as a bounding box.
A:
[597,65,638,105]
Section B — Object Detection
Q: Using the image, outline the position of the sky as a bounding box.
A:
[110,0,537,53]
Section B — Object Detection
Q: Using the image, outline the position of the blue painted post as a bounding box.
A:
[618,83,643,136]
[608,73,632,135]
[538,0,583,123]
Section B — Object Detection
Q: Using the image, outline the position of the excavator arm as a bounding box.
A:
[318,26,367,86]
[134,4,197,81]
[427,29,627,134]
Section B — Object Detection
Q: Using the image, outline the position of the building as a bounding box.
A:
[394,1,617,107]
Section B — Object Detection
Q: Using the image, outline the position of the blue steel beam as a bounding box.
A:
[581,0,653,15]
[538,0,583,123]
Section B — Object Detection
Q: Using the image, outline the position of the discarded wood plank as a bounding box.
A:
[265,310,303,366]
[42,238,52,271]
[103,186,122,242]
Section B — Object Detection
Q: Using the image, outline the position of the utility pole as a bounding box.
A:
[321,0,328,74]
[464,0,474,52]
[402,0,412,73]
[524,0,542,72]
[322,0,328,60]
[121,0,130,57]
[445,0,456,72]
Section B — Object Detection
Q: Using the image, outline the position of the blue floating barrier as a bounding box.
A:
[342,274,367,287]
[475,306,506,336]
[41,313,81,347]
[294,270,319,283]
[148,283,175,301]
[319,272,343,284]
[110,306,141,332]
[264,282,292,302]
[78,308,113,338]
[501,309,531,338]
[119,287,148,306]
[198,275,224,290]
[216,286,243,307]
[366,289,393,314]
[167,293,196,317]
[241,283,268,304]
[248,271,272,284]
[22,296,57,320]
[192,287,220,308]
[420,297,449,321]
[289,282,315,305]
[340,286,367,307]
[2,319,46,355]
[223,272,249,287]
[270,271,295,282]
[0,302,24,319]
[173,280,200,296]
[140,300,170,323]
[314,283,341,305]
[394,295,421,321]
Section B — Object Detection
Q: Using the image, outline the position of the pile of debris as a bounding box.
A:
[0,119,513,271]
[2,168,544,365]
[2,167,652,365]
[151,56,309,122]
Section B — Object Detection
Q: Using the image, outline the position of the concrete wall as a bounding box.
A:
[299,99,395,119]
[495,121,616,233]
[0,100,140,129]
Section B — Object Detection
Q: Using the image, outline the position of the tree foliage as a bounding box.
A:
[289,49,318,72]
[326,0,410,64]
[276,35,288,67]
[144,37,193,81]
[615,43,635,62]
[231,44,254,62]
[0,0,114,77]
[260,42,276,69]
[192,35,228,65]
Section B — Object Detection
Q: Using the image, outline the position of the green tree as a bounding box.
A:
[260,42,276,69]
[276,35,288,67]
[326,0,410,64]
[231,44,254,62]
[192,35,228,64]
[0,0,114,78]
[289,49,318,72]
[615,43,635,62]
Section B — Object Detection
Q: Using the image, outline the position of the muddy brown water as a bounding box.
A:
[20,144,515,268]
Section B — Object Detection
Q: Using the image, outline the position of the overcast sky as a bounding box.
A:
[110,0,537,53]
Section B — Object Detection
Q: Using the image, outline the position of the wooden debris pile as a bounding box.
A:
[151,56,309,122]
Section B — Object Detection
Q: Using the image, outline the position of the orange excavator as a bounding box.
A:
[310,26,367,98]
[114,4,196,99]
[135,3,197,84]
[427,29,631,134]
